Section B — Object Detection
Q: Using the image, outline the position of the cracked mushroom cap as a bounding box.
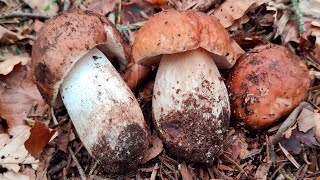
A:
[32,9,130,106]
[227,44,310,129]
[132,10,243,68]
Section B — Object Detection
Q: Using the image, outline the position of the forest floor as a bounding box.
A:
[1,0,320,179]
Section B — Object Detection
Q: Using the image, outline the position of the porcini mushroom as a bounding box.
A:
[227,44,310,129]
[132,10,243,164]
[32,10,149,174]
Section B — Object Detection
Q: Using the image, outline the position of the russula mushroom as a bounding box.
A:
[32,10,149,174]
[227,44,310,129]
[132,10,243,164]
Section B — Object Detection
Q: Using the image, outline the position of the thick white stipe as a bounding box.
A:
[61,47,145,155]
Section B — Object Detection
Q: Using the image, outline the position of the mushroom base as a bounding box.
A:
[60,48,149,174]
[152,48,230,164]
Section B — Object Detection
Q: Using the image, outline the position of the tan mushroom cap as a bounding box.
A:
[32,9,130,106]
[132,10,243,68]
[227,44,310,129]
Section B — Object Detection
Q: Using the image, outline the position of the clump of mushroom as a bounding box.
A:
[227,44,310,129]
[132,10,243,164]
[32,10,149,174]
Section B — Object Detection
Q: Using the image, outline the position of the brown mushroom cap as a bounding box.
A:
[132,10,243,68]
[227,44,310,129]
[32,9,130,106]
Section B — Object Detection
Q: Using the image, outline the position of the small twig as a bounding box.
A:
[75,144,84,155]
[306,170,320,178]
[88,175,110,180]
[150,163,159,180]
[222,153,247,176]
[63,153,72,178]
[117,0,122,25]
[292,0,305,33]
[1,11,49,19]
[278,143,300,169]
[296,164,309,179]
[51,107,58,125]
[266,135,270,162]
[212,167,233,180]
[68,146,87,180]
[270,162,287,180]
[280,168,295,180]
[301,147,312,165]
[89,161,99,175]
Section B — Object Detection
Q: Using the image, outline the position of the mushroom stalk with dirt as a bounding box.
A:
[132,10,243,164]
[32,10,150,175]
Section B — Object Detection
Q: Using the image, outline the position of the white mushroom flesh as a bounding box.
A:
[153,48,230,124]
[152,48,230,163]
[60,47,146,155]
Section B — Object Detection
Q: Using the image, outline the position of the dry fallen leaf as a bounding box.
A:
[35,147,55,180]
[0,64,47,128]
[0,170,30,180]
[228,15,250,31]
[284,124,297,139]
[22,0,58,17]
[274,11,290,39]
[225,130,249,160]
[277,103,320,154]
[281,20,299,44]
[315,112,320,143]
[21,166,37,180]
[121,1,156,24]
[51,121,75,153]
[84,0,120,15]
[300,0,320,20]
[0,53,30,75]
[254,161,272,180]
[0,125,39,173]
[0,25,26,44]
[141,135,163,163]
[213,0,257,28]
[309,24,320,60]
[280,128,320,154]
[24,120,56,159]
[297,108,316,133]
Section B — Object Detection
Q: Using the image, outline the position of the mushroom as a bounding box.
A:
[132,10,243,164]
[32,10,149,174]
[227,44,310,129]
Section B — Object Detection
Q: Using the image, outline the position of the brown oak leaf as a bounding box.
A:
[24,120,56,159]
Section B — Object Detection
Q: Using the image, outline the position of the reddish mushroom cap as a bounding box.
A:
[32,9,130,106]
[132,10,243,68]
[227,44,310,129]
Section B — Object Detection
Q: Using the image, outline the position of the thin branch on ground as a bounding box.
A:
[292,0,305,33]
[68,146,87,180]
[0,11,49,19]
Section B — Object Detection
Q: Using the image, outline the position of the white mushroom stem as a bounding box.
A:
[60,47,146,158]
[153,48,230,131]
